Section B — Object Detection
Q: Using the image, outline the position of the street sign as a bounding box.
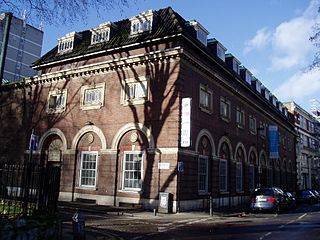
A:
[178,161,184,173]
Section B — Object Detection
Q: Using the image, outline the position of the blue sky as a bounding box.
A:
[40,0,320,111]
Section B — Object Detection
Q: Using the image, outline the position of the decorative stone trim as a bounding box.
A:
[217,136,234,160]
[71,125,107,150]
[111,122,154,149]
[38,128,68,152]
[234,142,247,162]
[195,129,216,156]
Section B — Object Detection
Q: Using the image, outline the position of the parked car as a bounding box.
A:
[250,187,290,213]
[310,189,320,202]
[297,190,318,204]
[284,191,296,209]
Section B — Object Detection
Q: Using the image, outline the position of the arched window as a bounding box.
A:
[219,142,230,192]
[236,148,245,192]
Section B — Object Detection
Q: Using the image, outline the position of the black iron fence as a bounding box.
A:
[0,163,60,218]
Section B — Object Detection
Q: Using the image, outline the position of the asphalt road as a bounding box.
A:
[59,203,320,240]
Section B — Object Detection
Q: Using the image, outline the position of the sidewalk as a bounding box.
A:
[57,201,247,239]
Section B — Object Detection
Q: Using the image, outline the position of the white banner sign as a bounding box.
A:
[181,98,192,147]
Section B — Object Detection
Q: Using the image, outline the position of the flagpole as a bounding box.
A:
[23,129,35,215]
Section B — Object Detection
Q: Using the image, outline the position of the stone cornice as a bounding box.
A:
[4,47,181,89]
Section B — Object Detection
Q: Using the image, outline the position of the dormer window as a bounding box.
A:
[90,22,114,45]
[270,95,277,106]
[277,101,283,112]
[217,43,226,61]
[188,20,209,46]
[261,86,270,100]
[232,58,240,74]
[130,10,153,35]
[207,38,227,62]
[240,67,252,84]
[225,54,241,74]
[252,78,262,93]
[57,32,79,54]
[245,70,252,84]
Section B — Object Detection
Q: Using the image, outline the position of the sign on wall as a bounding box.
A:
[269,125,279,159]
[181,98,192,147]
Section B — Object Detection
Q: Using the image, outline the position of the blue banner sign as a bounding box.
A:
[268,125,279,159]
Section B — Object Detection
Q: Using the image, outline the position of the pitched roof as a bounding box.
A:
[33,7,197,68]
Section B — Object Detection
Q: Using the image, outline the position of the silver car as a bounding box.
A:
[250,187,290,213]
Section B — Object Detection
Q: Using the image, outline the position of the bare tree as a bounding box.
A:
[0,0,134,25]
[309,5,320,71]
[310,22,320,70]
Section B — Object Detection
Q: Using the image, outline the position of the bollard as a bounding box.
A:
[72,209,85,240]
[210,195,213,217]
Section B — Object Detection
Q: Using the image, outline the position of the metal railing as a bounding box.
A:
[0,163,60,218]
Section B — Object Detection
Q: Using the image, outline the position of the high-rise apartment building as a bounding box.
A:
[0,13,43,83]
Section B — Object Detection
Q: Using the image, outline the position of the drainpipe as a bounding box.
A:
[0,12,12,85]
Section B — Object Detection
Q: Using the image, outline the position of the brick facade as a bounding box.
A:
[0,7,297,212]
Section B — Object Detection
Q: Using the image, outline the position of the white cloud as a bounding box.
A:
[243,0,319,71]
[274,68,320,100]
[270,17,314,71]
[243,27,272,54]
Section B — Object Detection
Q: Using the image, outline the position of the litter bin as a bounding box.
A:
[158,192,172,213]
[72,210,85,240]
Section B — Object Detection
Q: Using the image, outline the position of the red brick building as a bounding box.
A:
[0,7,296,211]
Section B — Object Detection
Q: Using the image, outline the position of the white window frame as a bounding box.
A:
[122,151,144,192]
[249,115,257,134]
[259,122,266,138]
[90,22,114,45]
[236,162,243,192]
[219,159,228,192]
[80,83,105,110]
[91,29,110,44]
[220,97,231,121]
[130,10,153,35]
[199,84,213,114]
[79,151,98,188]
[198,155,209,193]
[121,76,149,105]
[236,107,245,128]
[57,32,77,54]
[47,89,67,114]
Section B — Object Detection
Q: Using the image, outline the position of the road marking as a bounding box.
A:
[259,231,272,240]
[298,213,307,220]
[286,220,295,225]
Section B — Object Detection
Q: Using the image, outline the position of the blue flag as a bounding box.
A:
[29,133,39,151]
